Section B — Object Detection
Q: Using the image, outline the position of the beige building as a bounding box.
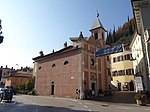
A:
[131,0,150,91]
[130,31,148,91]
[110,45,135,91]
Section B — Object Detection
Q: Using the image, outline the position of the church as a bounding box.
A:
[32,15,111,99]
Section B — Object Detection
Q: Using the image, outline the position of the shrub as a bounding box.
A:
[135,92,146,101]
[135,93,142,100]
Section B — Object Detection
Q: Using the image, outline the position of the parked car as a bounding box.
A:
[0,88,13,102]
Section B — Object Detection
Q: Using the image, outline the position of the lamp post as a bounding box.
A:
[0,19,4,44]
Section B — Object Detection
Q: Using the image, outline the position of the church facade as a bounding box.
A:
[33,16,110,99]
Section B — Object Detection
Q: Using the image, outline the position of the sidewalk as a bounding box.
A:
[86,91,150,107]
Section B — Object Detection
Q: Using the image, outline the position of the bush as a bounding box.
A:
[135,92,146,101]
[135,93,142,100]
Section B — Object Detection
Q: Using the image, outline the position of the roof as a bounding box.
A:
[90,16,105,31]
[33,45,81,61]
[5,73,32,78]
[131,0,150,34]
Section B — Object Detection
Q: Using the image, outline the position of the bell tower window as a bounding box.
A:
[94,32,98,40]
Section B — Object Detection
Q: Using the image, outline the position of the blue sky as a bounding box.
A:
[0,0,133,69]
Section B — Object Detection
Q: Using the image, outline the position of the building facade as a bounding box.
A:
[130,31,148,91]
[110,45,135,91]
[131,0,150,91]
[5,67,33,89]
[33,16,110,99]
[0,65,14,87]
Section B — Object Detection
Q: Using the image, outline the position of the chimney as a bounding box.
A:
[39,51,44,56]
[11,67,13,70]
[52,49,54,53]
[6,65,7,68]
[1,66,3,68]
[64,42,67,48]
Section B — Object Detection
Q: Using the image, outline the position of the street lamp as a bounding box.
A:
[0,19,4,44]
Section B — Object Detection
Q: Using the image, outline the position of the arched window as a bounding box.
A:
[90,59,95,66]
[64,61,69,65]
[51,81,54,85]
[94,32,98,40]
[52,63,56,67]
[38,66,41,70]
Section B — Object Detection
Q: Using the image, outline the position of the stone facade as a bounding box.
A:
[33,16,110,99]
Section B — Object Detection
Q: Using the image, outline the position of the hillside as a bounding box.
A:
[106,18,136,46]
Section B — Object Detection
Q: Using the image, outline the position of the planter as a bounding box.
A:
[136,100,146,106]
[136,100,142,105]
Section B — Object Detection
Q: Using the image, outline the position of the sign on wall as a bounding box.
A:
[95,44,123,56]
[135,77,143,92]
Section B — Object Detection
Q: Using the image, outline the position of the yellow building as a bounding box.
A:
[110,45,135,91]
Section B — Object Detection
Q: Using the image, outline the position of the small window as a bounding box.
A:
[52,64,56,67]
[112,71,117,76]
[94,32,98,40]
[126,69,134,75]
[118,70,125,76]
[124,54,132,60]
[51,81,54,85]
[102,32,104,40]
[64,61,69,65]
[117,56,121,62]
[113,57,116,63]
[117,56,123,62]
[39,66,41,70]
[107,56,109,61]
[90,59,95,66]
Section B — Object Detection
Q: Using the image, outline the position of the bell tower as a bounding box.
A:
[90,13,106,49]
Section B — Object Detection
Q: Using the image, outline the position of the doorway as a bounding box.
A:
[91,83,96,96]
[117,82,121,91]
[129,81,134,91]
[51,81,54,95]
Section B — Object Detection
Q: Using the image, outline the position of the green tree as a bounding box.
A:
[106,30,112,45]
[27,76,35,91]
[113,25,116,42]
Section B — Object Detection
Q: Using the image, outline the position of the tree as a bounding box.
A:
[26,76,35,91]
[16,76,35,94]
[106,30,112,45]
[129,19,134,35]
[113,25,116,42]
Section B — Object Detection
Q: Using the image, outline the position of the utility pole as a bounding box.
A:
[0,19,4,44]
